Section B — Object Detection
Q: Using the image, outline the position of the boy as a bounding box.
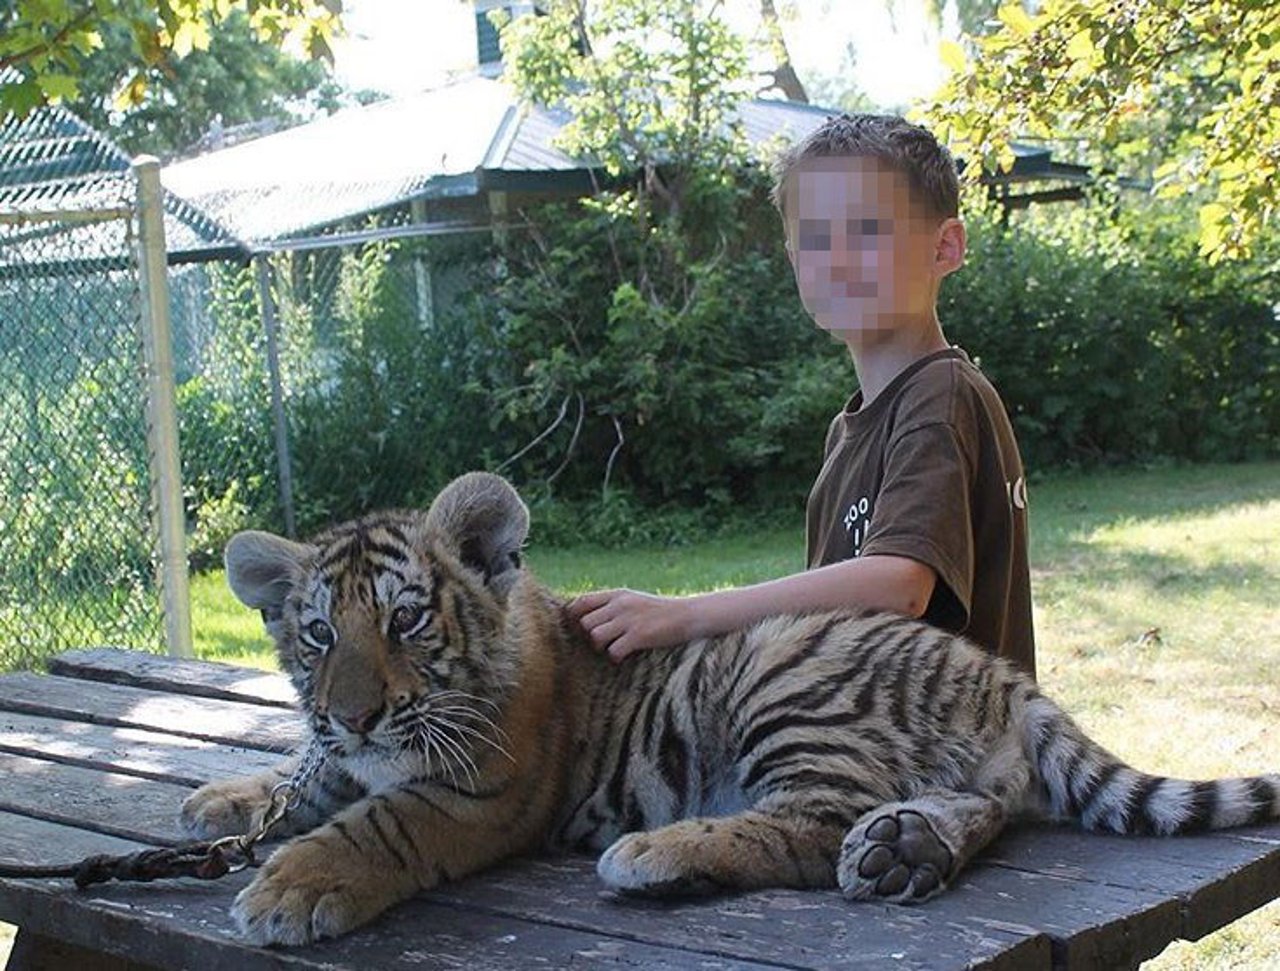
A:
[567,113,1036,679]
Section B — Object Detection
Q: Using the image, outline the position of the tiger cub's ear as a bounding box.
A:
[425,472,529,598]
[224,531,316,622]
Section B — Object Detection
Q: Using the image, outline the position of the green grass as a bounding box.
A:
[186,460,1280,968]
[190,571,279,670]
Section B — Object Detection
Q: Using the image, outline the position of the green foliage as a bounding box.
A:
[70,7,326,157]
[925,0,1280,263]
[471,178,845,510]
[283,240,497,531]
[503,0,752,177]
[477,0,848,513]
[180,233,503,546]
[0,273,162,665]
[176,263,276,563]
[187,477,251,573]
[942,197,1280,468]
[0,0,341,121]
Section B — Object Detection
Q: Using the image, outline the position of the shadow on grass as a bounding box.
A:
[1033,461,1280,539]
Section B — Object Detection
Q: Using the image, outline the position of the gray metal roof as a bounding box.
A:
[162,76,514,243]
[160,76,859,242]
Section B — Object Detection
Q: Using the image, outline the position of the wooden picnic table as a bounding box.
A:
[1,648,1278,971]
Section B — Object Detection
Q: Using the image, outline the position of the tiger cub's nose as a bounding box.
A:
[333,704,384,735]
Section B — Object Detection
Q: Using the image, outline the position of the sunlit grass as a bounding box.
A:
[190,571,278,670]
[187,460,1280,968]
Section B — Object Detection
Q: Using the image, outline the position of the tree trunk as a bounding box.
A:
[759,0,808,103]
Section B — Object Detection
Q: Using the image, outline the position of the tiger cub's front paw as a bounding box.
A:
[180,778,268,839]
[231,839,392,946]
[597,827,720,896]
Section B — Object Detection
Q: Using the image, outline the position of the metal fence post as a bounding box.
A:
[410,198,435,332]
[254,254,297,538]
[133,157,193,658]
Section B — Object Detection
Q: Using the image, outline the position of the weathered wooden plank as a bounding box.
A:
[0,815,791,971]
[427,855,1052,971]
[8,928,165,971]
[421,847,1190,971]
[0,754,1047,971]
[0,673,303,753]
[0,810,148,868]
[0,708,284,787]
[0,751,193,846]
[50,648,295,709]
[984,822,1280,944]
[0,762,1050,971]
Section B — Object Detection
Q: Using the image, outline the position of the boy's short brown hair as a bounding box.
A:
[771,114,960,221]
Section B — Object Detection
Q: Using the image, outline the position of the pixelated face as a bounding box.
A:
[783,158,945,340]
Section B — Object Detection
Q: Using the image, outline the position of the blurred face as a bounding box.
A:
[783,158,954,340]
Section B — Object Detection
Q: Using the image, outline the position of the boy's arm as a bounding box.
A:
[567,555,935,663]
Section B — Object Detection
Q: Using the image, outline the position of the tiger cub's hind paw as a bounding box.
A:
[838,808,954,903]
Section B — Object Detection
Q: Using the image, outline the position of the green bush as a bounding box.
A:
[466,170,849,513]
[943,198,1279,470]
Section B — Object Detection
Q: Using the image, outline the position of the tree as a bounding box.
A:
[0,0,341,121]
[503,0,753,195]
[71,6,328,158]
[478,0,837,503]
[923,0,1280,263]
[757,0,808,102]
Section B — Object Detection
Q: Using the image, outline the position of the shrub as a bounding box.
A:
[943,198,1279,470]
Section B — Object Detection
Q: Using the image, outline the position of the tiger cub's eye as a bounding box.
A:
[306,619,335,647]
[390,604,427,636]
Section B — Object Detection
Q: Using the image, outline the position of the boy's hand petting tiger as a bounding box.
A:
[181,471,1280,948]
[568,553,939,662]
[568,588,696,662]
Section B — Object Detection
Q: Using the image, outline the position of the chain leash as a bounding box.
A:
[0,738,328,889]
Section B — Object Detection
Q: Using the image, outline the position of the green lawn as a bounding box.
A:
[178,461,1280,967]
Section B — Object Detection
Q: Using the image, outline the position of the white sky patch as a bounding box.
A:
[329,0,953,109]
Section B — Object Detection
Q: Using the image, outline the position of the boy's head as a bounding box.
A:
[772,114,965,342]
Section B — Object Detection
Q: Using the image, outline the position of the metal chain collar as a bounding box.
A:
[201,736,329,875]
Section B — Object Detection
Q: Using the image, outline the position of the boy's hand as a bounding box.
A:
[566,589,695,663]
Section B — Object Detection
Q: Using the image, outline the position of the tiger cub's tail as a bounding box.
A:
[1022,691,1280,835]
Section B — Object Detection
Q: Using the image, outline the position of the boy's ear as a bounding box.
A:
[934,217,966,278]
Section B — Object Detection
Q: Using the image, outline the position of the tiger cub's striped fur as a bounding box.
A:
[181,472,1280,946]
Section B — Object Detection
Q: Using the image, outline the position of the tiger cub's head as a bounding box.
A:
[223,472,529,785]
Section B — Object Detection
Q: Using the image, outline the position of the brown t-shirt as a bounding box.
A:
[806,347,1036,678]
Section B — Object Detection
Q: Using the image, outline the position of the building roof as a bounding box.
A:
[0,94,245,272]
[163,75,1118,245]
[161,76,863,243]
[162,75,515,243]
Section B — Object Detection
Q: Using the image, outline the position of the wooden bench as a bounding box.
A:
[1,647,1278,970]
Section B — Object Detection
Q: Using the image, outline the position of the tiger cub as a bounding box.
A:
[182,471,1280,946]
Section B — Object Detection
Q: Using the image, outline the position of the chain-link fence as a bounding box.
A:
[0,187,164,668]
[170,221,498,555]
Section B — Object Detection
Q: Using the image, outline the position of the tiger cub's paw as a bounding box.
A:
[597,827,721,896]
[180,778,268,839]
[838,807,954,904]
[231,839,389,946]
